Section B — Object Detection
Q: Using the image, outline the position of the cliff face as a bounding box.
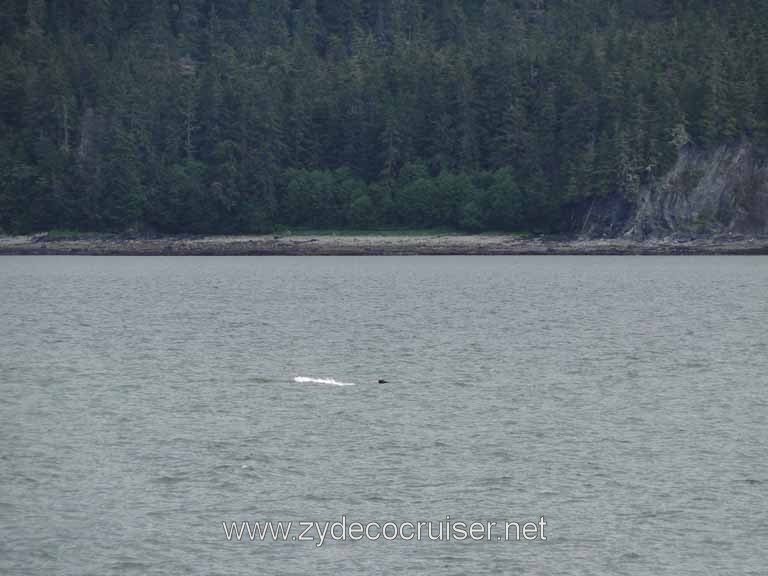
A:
[579,142,768,238]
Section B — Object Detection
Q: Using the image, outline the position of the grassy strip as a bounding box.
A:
[272,227,526,237]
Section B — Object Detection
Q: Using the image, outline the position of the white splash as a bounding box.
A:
[293,376,356,387]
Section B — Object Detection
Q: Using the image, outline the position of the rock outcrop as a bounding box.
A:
[579,142,768,239]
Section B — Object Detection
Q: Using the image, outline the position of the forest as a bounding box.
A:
[1,0,767,234]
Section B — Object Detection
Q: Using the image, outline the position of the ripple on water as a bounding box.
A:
[1,256,766,575]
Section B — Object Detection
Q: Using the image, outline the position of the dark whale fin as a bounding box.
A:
[378,379,388,384]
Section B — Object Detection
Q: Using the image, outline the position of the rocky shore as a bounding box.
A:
[1,233,768,256]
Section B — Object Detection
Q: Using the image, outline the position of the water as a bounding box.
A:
[1,256,766,575]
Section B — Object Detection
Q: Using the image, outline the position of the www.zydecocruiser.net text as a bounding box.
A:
[223,516,547,547]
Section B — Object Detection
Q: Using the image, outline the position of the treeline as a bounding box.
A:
[281,165,547,232]
[1,0,768,234]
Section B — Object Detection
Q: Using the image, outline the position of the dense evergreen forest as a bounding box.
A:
[1,0,767,234]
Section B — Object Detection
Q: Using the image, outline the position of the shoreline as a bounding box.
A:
[2,233,768,256]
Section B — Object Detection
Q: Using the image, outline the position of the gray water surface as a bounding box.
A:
[1,256,766,575]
